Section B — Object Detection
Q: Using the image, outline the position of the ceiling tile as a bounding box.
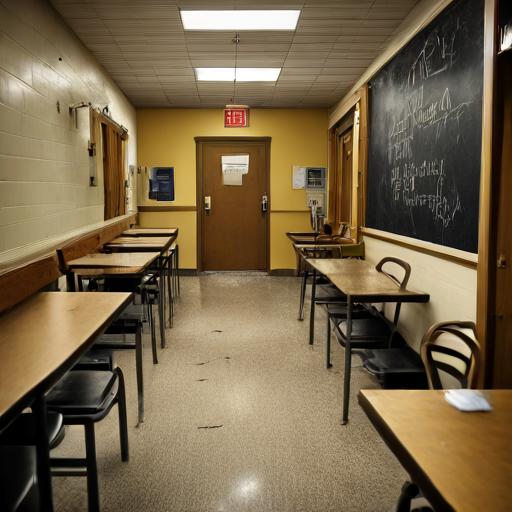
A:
[50,0,420,108]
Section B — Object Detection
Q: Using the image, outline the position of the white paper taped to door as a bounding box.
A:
[222,155,249,174]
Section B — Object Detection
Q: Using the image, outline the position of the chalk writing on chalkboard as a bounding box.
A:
[367,0,484,253]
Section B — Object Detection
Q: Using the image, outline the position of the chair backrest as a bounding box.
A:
[375,257,411,291]
[420,321,481,390]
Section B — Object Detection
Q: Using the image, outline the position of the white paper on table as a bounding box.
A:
[444,390,493,412]
[292,165,306,189]
[222,154,249,174]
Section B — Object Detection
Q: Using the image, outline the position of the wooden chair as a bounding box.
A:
[420,321,481,389]
[326,257,412,368]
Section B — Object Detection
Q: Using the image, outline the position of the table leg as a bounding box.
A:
[309,269,317,345]
[326,312,332,369]
[167,254,173,327]
[135,320,144,423]
[158,266,166,349]
[342,296,352,425]
[33,395,54,511]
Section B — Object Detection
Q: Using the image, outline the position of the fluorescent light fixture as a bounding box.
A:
[195,68,235,81]
[195,68,281,82]
[181,10,300,31]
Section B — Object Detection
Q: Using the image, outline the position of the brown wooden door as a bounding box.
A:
[201,141,268,271]
[492,51,512,388]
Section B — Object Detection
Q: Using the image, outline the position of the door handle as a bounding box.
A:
[205,196,211,216]
[262,194,268,212]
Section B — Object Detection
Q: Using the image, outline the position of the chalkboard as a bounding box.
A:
[367,0,484,253]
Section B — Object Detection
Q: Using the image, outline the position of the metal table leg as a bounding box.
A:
[34,395,54,511]
[309,269,317,345]
[342,296,352,425]
[135,320,144,423]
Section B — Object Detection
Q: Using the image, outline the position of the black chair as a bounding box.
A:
[0,446,36,512]
[327,256,411,362]
[326,257,411,423]
[46,367,129,512]
[0,411,64,512]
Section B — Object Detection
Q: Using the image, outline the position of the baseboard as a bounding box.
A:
[267,269,298,277]
[178,269,298,277]
[178,269,199,276]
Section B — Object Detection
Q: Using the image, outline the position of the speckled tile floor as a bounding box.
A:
[52,273,405,512]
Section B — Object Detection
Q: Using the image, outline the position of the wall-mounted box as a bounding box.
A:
[148,167,175,202]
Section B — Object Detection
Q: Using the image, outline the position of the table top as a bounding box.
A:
[123,228,178,237]
[286,232,353,245]
[359,389,512,512]
[307,258,428,301]
[106,236,174,252]
[0,292,133,430]
[68,252,160,270]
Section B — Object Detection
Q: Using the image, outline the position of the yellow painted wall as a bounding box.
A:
[137,109,327,269]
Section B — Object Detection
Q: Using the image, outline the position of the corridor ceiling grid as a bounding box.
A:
[50,0,419,109]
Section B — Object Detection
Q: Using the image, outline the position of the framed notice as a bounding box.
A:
[224,108,249,127]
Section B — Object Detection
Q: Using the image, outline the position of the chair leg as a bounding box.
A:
[149,303,158,365]
[298,271,307,320]
[114,368,129,462]
[326,315,332,369]
[84,420,100,512]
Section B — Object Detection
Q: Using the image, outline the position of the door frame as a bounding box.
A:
[194,136,271,273]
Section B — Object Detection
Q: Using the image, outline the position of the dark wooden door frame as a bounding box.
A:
[195,136,272,273]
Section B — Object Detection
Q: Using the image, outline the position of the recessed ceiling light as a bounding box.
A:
[181,10,301,31]
[195,68,281,82]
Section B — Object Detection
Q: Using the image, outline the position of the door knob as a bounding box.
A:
[205,196,211,216]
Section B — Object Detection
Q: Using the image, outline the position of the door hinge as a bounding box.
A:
[498,252,506,269]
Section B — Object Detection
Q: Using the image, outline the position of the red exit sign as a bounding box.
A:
[224,108,249,127]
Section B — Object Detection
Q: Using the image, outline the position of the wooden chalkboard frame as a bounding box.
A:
[366,0,485,255]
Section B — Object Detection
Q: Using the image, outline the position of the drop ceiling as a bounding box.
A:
[50,0,420,109]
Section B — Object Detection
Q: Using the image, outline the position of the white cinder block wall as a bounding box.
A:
[0,0,137,256]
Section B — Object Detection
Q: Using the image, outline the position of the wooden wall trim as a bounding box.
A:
[57,213,136,272]
[0,255,61,314]
[478,0,498,387]
[271,210,309,213]
[138,206,197,212]
[361,228,478,269]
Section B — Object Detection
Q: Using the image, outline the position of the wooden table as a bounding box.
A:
[105,236,174,253]
[307,258,429,423]
[104,238,176,337]
[123,228,178,237]
[0,292,133,511]
[359,389,512,512]
[68,252,160,271]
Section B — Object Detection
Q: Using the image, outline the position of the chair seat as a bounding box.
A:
[315,283,347,302]
[72,350,113,371]
[326,304,371,320]
[334,317,393,343]
[0,446,36,512]
[46,371,118,415]
[0,412,63,446]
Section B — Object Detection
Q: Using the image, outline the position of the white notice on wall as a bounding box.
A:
[292,166,306,189]
[222,155,248,186]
